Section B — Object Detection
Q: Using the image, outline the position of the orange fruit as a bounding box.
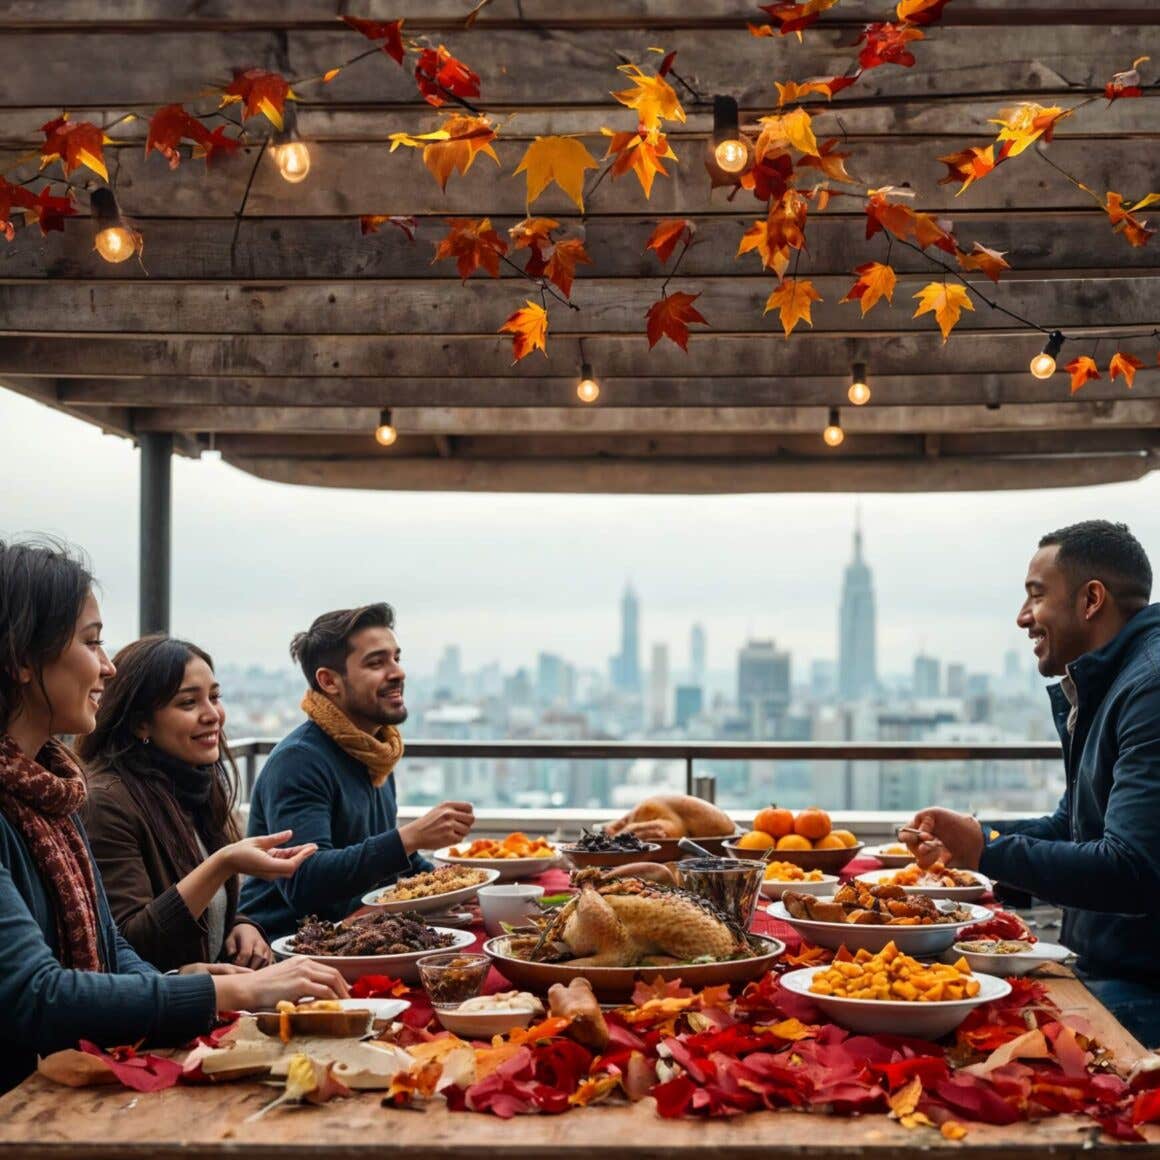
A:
[735,829,775,851]
[775,833,812,851]
[831,829,858,848]
[793,807,832,841]
[813,834,846,850]
[753,806,794,838]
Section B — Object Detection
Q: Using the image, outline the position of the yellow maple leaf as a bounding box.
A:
[840,261,897,316]
[391,114,499,191]
[513,136,599,211]
[499,300,548,361]
[912,282,974,341]
[989,102,1071,159]
[602,128,678,199]
[755,108,820,159]
[888,1076,923,1119]
[764,277,823,336]
[612,63,686,132]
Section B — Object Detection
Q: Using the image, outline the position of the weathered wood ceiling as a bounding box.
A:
[1,1,1158,492]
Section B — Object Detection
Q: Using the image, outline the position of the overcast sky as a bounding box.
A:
[3,389,1157,681]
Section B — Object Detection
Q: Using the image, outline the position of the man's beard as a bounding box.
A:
[350,686,408,728]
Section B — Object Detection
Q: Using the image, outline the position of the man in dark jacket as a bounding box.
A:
[242,603,474,938]
[904,521,1160,1047]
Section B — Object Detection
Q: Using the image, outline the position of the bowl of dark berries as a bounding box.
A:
[560,828,663,869]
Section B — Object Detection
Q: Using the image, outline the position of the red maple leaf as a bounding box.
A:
[0,177,38,240]
[858,22,925,70]
[415,45,481,108]
[432,217,508,279]
[26,185,76,234]
[40,116,110,181]
[342,16,406,64]
[223,69,293,130]
[146,104,239,169]
[644,218,695,264]
[645,291,708,350]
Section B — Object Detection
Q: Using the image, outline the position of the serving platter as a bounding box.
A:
[759,873,839,900]
[271,927,476,983]
[854,865,991,902]
[863,843,919,868]
[768,899,992,955]
[362,867,501,914]
[948,940,1073,977]
[432,844,561,882]
[780,965,1011,1039]
[482,934,785,1003]
[560,843,662,869]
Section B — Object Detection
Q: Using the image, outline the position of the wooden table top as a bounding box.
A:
[1,974,1156,1158]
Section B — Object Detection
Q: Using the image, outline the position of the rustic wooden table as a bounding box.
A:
[0,975,1155,1158]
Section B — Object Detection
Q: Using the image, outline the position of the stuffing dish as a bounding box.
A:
[378,865,489,902]
[290,912,456,956]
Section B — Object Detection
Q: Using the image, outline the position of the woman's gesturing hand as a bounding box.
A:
[211,955,349,1012]
[224,921,273,968]
[217,831,318,880]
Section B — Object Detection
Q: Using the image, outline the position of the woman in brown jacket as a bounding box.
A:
[78,635,309,972]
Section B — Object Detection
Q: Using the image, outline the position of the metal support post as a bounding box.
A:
[138,431,173,635]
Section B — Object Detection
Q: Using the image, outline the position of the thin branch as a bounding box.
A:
[499,252,579,310]
[1033,143,1104,208]
[660,231,694,297]
[229,144,266,257]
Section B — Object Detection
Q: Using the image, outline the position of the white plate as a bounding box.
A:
[432,844,561,882]
[781,965,1011,1039]
[769,898,992,955]
[760,874,839,900]
[854,866,991,902]
[362,867,501,914]
[948,940,1073,978]
[272,927,476,983]
[434,1005,541,1039]
[863,844,918,868]
[332,997,411,1021]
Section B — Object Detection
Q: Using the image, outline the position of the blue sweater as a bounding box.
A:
[0,810,216,1094]
[241,720,431,938]
[981,604,1160,982]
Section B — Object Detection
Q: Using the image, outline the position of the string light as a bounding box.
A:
[270,104,310,184]
[848,361,871,406]
[374,408,397,447]
[709,95,750,175]
[823,406,845,447]
[577,361,600,403]
[1029,330,1064,379]
[90,188,139,264]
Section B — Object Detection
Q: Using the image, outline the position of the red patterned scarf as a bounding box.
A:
[0,733,103,971]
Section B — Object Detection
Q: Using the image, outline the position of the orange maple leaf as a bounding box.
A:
[764,277,823,336]
[414,45,480,108]
[645,218,695,264]
[840,261,897,315]
[408,114,499,191]
[39,115,111,181]
[1103,191,1157,247]
[341,16,406,64]
[937,145,996,195]
[514,135,600,211]
[222,69,293,130]
[737,191,808,273]
[360,215,417,240]
[603,129,678,198]
[646,291,708,350]
[865,193,957,255]
[858,22,925,70]
[499,300,549,361]
[612,62,685,132]
[989,102,1070,160]
[432,217,508,279]
[509,217,560,252]
[752,0,840,39]
[912,282,974,341]
[1109,352,1145,388]
[146,104,239,169]
[956,242,1010,283]
[795,137,857,184]
[536,237,592,298]
[1065,356,1101,394]
[569,1074,620,1108]
[896,0,952,24]
[774,76,859,105]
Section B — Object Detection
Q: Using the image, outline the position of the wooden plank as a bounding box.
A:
[0,215,1150,281]
[0,276,1155,337]
[129,401,1160,435]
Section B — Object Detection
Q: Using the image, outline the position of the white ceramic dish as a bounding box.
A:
[768,898,992,955]
[853,866,991,902]
[362,868,501,914]
[759,873,839,900]
[271,927,476,983]
[433,1005,541,1039]
[948,940,1073,978]
[780,965,1011,1039]
[333,997,411,1021]
[432,844,561,882]
[864,844,919,868]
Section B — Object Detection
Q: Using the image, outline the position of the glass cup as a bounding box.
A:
[416,952,491,1009]
[678,857,764,929]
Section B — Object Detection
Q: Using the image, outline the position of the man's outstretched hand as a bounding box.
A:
[902,807,984,871]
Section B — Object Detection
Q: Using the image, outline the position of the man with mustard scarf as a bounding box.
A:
[241,603,474,938]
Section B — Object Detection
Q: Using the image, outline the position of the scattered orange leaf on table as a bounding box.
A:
[341,16,406,64]
[646,292,708,350]
[514,136,599,211]
[956,242,1010,283]
[612,63,686,131]
[414,45,480,108]
[765,277,823,336]
[912,282,974,341]
[840,261,897,315]
[432,217,508,278]
[40,116,111,181]
[499,300,548,361]
[1109,352,1145,388]
[221,69,293,130]
[645,218,695,264]
[888,1075,923,1118]
[1066,356,1101,394]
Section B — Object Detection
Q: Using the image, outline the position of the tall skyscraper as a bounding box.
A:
[838,514,878,700]
[690,623,707,688]
[649,643,670,729]
[913,654,941,698]
[610,583,642,693]
[737,639,791,734]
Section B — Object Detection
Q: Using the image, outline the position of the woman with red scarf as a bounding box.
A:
[0,539,349,1093]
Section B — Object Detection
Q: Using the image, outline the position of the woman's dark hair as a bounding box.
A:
[290,602,395,692]
[0,537,94,732]
[76,635,240,876]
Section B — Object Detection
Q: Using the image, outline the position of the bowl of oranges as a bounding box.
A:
[724,807,863,874]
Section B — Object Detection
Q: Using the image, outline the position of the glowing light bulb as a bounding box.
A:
[848,380,871,406]
[577,362,600,403]
[374,408,397,447]
[823,406,844,447]
[714,137,749,174]
[94,225,137,263]
[272,140,311,183]
[1029,352,1056,379]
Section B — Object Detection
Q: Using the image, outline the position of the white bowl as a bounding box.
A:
[432,844,560,882]
[434,1005,541,1039]
[760,874,839,900]
[477,883,545,937]
[780,965,1011,1039]
[854,866,991,902]
[769,898,992,955]
[362,868,501,914]
[271,927,476,983]
[948,940,1073,978]
[864,844,919,868]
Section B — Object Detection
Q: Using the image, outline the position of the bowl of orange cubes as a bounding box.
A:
[758,862,839,900]
[433,833,560,882]
[780,940,1011,1039]
[724,807,863,874]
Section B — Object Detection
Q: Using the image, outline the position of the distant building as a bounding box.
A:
[738,639,791,735]
[838,515,878,700]
[536,651,573,707]
[690,623,707,688]
[914,654,941,698]
[435,644,463,697]
[674,683,703,728]
[810,658,837,700]
[610,583,642,693]
[649,643,670,730]
[945,662,967,698]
